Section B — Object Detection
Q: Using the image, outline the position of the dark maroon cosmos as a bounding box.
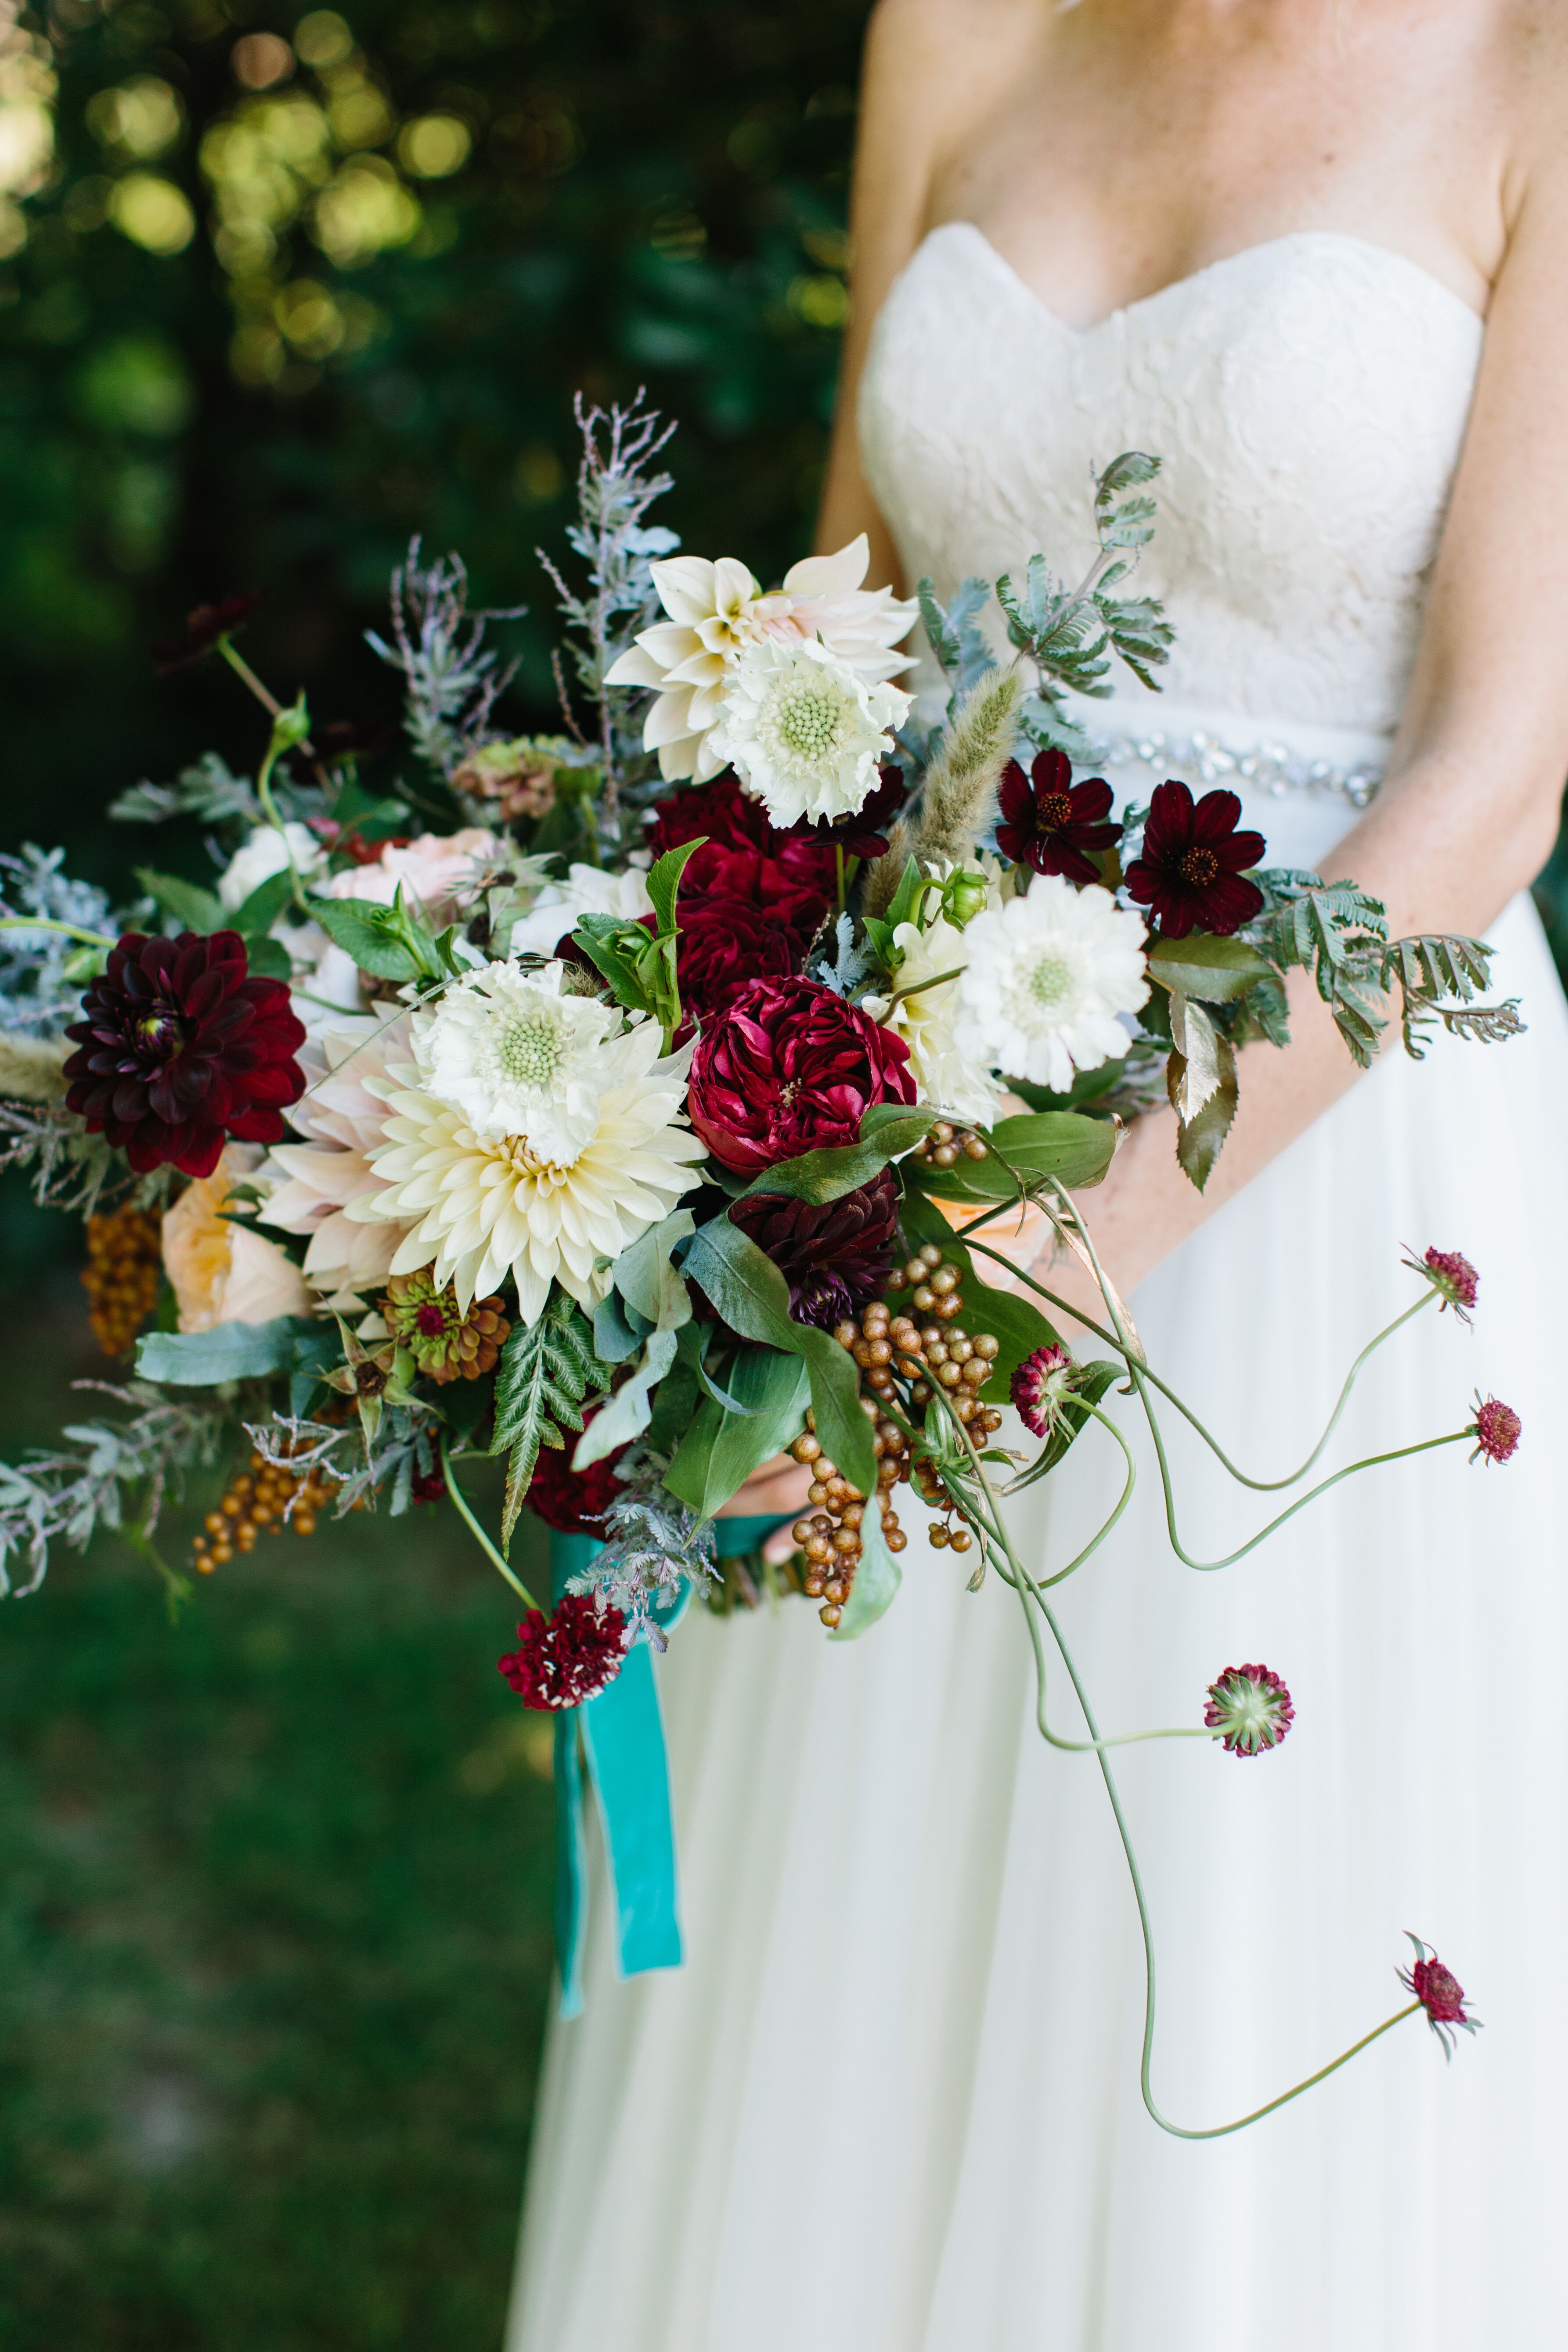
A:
[498,1595,628,1710]
[152,591,265,675]
[1124,779,1266,937]
[728,1169,900,1329]
[996,749,1122,885]
[687,974,916,1177]
[789,761,909,862]
[64,929,306,1179]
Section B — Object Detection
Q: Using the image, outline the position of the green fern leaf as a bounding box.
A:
[490,1293,606,1551]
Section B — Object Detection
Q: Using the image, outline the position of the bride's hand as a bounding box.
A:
[720,1454,817,1563]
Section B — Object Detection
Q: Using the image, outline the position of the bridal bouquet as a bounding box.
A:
[0,397,1521,2125]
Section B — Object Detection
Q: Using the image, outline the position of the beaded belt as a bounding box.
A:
[1079,724,1383,809]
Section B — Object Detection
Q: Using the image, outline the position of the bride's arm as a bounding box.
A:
[1042,148,1568,1329]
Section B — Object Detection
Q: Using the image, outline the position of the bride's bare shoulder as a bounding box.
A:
[863,0,1039,126]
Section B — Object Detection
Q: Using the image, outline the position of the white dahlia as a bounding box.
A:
[217,821,325,911]
[603,534,917,784]
[707,637,908,828]
[257,1016,417,1309]
[953,877,1150,1093]
[508,861,653,960]
[354,965,703,1322]
[861,867,1009,1127]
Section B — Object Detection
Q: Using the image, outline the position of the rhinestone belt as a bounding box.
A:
[1080,727,1383,809]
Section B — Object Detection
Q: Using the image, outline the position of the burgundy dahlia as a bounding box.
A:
[497,1595,628,1711]
[1011,1343,1077,1438]
[675,896,804,1029]
[1124,779,1266,937]
[153,590,265,675]
[687,974,916,1177]
[523,1422,628,1535]
[996,749,1121,885]
[646,774,836,938]
[1204,1663,1295,1757]
[1470,1396,1521,1466]
[727,1168,900,1329]
[63,929,306,1179]
[1413,1244,1479,1321]
[1399,1934,1480,2056]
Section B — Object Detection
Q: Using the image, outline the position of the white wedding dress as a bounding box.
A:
[507,225,1568,2350]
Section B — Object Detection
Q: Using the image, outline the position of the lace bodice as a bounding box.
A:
[859,224,1484,741]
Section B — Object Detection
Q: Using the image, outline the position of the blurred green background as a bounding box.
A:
[0,0,869,2341]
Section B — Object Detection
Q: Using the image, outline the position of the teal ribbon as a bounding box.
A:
[547,1515,788,2018]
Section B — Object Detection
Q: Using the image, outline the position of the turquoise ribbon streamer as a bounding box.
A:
[546,1515,788,2018]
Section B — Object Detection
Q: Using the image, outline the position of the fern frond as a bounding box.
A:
[490,1292,606,1549]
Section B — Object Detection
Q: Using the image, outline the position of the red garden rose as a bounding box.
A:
[498,1595,628,1710]
[646,774,836,939]
[688,975,917,1175]
[523,1419,628,1535]
[995,748,1121,885]
[675,896,805,1029]
[64,929,306,1179]
[1123,779,1266,937]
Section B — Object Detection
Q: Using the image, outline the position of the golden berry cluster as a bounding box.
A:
[912,1121,989,1172]
[190,1448,344,1575]
[80,1203,162,1357]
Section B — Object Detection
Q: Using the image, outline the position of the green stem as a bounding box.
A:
[1027,1401,1139,1589]
[836,842,846,913]
[878,964,965,1018]
[0,916,117,949]
[440,1437,539,1609]
[218,636,283,719]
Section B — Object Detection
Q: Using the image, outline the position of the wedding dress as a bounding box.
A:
[507,225,1568,2350]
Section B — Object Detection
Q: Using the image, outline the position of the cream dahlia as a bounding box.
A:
[354,964,703,1322]
[604,534,916,784]
[257,1016,417,1310]
[953,876,1149,1092]
[708,638,908,828]
[508,861,653,960]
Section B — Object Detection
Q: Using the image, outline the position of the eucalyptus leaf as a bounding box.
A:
[137,1316,307,1385]
[611,1208,694,1331]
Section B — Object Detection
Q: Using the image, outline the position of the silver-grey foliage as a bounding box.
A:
[0,1383,225,1596]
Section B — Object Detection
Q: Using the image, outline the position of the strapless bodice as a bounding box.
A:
[858,223,1484,768]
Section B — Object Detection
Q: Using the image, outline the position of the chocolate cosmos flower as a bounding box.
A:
[64,929,306,1179]
[727,1169,899,1329]
[152,591,265,675]
[1124,779,1265,937]
[498,1595,628,1710]
[996,749,1121,885]
[790,761,909,861]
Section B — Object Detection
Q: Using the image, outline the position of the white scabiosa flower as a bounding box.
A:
[953,877,1149,1093]
[353,964,703,1323]
[217,822,324,911]
[508,861,653,959]
[603,535,916,784]
[707,637,908,828]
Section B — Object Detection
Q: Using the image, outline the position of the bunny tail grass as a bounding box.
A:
[862,668,1021,920]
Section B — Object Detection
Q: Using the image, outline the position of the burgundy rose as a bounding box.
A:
[1124,780,1266,938]
[728,1168,899,1328]
[498,1595,628,1710]
[788,762,909,862]
[676,897,804,1029]
[995,748,1121,885]
[523,1419,627,1534]
[647,773,836,937]
[64,929,306,1179]
[688,974,917,1176]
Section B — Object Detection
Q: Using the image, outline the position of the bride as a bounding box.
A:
[508,0,1568,2342]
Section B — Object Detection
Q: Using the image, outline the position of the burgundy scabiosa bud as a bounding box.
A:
[1399,1934,1480,2056]
[1011,1343,1077,1438]
[497,1595,629,1710]
[1204,1663,1295,1756]
[1406,1244,1479,1322]
[63,929,306,1179]
[1470,1395,1521,1465]
[1123,779,1266,937]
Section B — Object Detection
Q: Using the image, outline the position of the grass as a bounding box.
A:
[0,1253,557,2351]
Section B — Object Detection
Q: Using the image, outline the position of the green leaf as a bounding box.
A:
[490,1294,604,1549]
[662,1347,811,1517]
[229,868,296,940]
[681,1218,876,1496]
[573,1327,679,1467]
[1146,933,1277,1003]
[134,867,225,936]
[308,895,421,983]
[909,1110,1116,1202]
[1169,1032,1239,1192]
[611,1209,693,1330]
[828,1501,901,1641]
[592,1290,646,1366]
[570,918,649,1010]
[332,776,411,837]
[137,1316,304,1385]
[881,857,928,936]
[737,1105,933,1207]
[243,935,292,980]
[645,837,704,934]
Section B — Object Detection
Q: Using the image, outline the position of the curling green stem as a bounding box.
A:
[440,1437,539,1608]
[1030,1401,1139,1588]
[0,916,117,949]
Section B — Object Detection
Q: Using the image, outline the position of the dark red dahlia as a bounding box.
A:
[995,749,1121,886]
[523,1423,628,1535]
[63,929,306,1179]
[1204,1663,1295,1757]
[1470,1396,1520,1466]
[675,896,804,1030]
[646,773,836,939]
[152,590,265,675]
[687,974,916,1177]
[498,1595,628,1710]
[1123,779,1266,937]
[1411,1244,1479,1322]
[789,762,909,861]
[1399,1934,1479,2055]
[727,1169,899,1329]
[1011,1343,1077,1438]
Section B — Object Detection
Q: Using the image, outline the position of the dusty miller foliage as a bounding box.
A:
[0,1102,139,1218]
[366,539,526,782]
[562,1446,717,1646]
[0,847,114,1035]
[537,391,680,849]
[0,1383,225,1596]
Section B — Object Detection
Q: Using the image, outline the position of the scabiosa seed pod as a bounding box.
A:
[1470,1395,1521,1465]
[1204,1663,1295,1757]
[1405,1244,1479,1322]
[1011,1343,1077,1438]
[497,1595,629,1710]
[1399,1933,1480,2057]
